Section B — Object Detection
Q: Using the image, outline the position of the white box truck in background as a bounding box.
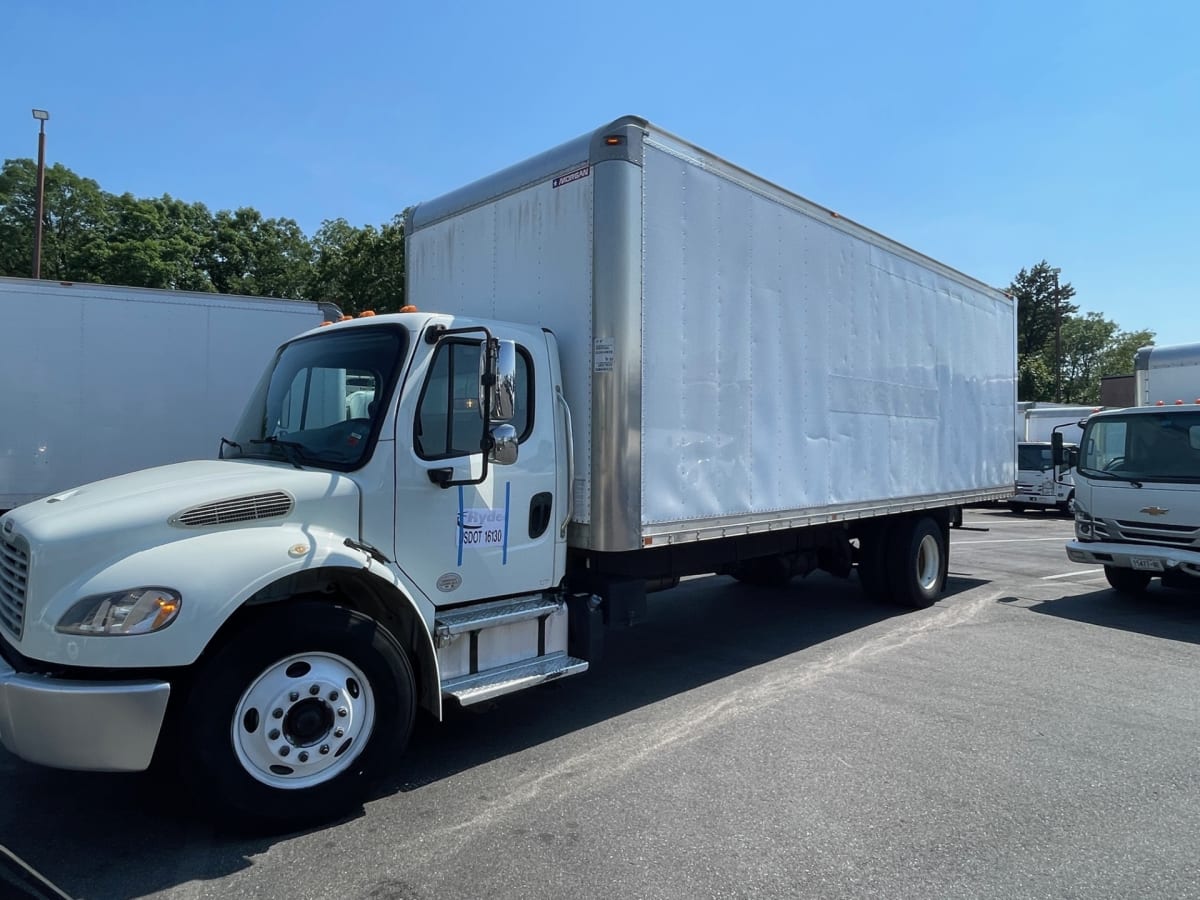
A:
[1010,404,1096,514]
[0,116,1017,825]
[1063,342,1200,593]
[0,277,338,512]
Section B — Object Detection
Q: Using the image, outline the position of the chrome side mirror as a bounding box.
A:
[479,339,517,424]
[490,424,519,466]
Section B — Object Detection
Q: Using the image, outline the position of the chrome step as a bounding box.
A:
[442,652,588,706]
[434,594,562,646]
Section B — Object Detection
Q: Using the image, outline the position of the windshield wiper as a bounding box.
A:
[248,437,308,469]
[219,436,243,459]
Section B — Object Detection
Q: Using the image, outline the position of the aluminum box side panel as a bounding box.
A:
[1135,342,1200,407]
[404,156,597,525]
[0,280,328,509]
[639,139,1016,527]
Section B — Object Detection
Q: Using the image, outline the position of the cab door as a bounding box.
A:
[392,335,560,604]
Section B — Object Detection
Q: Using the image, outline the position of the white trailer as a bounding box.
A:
[0,116,1017,825]
[1063,342,1200,593]
[1135,343,1200,407]
[0,278,337,512]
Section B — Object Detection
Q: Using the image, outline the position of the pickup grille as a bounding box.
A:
[0,533,29,641]
[171,491,293,527]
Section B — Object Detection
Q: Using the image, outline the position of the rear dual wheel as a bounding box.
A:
[858,516,948,609]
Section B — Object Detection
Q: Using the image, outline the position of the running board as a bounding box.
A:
[434,594,562,647]
[442,652,589,706]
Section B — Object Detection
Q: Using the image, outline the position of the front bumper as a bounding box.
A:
[0,653,170,772]
[1066,540,1200,578]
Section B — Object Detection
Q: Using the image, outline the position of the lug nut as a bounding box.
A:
[319,744,330,755]
[298,751,309,762]
[309,684,320,696]
[272,708,283,719]
[337,707,348,718]
[279,746,290,757]
[334,728,344,738]
[289,691,299,702]
[328,691,339,702]
[268,729,280,740]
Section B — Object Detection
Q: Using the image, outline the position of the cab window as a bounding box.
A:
[415,340,532,459]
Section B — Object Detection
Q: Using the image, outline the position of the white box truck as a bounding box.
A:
[1063,342,1200,592]
[1010,404,1096,514]
[0,277,338,512]
[0,117,1017,824]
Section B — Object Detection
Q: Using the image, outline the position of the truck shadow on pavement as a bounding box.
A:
[0,571,982,899]
[1010,586,1200,645]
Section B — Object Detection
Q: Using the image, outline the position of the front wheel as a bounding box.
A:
[1104,566,1151,596]
[179,602,415,827]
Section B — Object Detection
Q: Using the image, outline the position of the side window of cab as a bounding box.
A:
[415,340,533,459]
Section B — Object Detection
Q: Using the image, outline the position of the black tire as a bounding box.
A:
[856,520,894,603]
[885,516,948,609]
[179,602,415,828]
[1104,566,1151,596]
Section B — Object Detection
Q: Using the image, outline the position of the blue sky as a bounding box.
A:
[3,0,1196,347]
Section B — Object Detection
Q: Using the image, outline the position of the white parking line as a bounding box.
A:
[1041,569,1106,580]
[954,537,1071,545]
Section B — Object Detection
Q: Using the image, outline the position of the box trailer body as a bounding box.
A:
[0,116,1017,825]
[406,117,1017,554]
[1135,343,1200,407]
[1065,342,1200,592]
[0,277,337,511]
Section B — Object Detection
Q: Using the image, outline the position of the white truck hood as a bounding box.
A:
[1,460,363,667]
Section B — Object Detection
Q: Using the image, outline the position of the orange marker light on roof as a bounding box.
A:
[1156,400,1165,406]
[604,135,624,146]
[358,310,375,317]
[399,305,419,313]
[339,315,353,322]
[319,320,332,326]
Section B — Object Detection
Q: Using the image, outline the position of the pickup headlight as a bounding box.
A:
[56,588,182,636]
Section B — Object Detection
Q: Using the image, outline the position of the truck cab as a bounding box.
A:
[1063,405,1200,593]
[0,310,581,825]
[1009,441,1077,514]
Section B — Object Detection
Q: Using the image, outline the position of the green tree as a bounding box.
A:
[100,193,216,291]
[207,208,313,298]
[1009,260,1079,401]
[1056,312,1154,405]
[0,158,110,281]
[309,213,406,314]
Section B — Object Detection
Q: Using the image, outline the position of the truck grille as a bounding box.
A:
[0,534,29,641]
[171,491,294,527]
[1110,518,1200,549]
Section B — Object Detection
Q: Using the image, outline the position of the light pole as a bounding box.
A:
[31,108,50,279]
[1050,266,1062,402]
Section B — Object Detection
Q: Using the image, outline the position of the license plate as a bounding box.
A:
[1131,557,1165,572]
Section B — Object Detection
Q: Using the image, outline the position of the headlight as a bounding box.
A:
[56,588,182,636]
[1074,511,1094,540]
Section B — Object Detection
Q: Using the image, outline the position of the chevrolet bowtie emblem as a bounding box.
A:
[1141,506,1170,516]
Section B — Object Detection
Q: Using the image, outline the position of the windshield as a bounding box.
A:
[1079,411,1200,482]
[1017,444,1055,472]
[227,326,407,470]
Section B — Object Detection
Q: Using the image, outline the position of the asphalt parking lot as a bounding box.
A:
[3,506,1199,900]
